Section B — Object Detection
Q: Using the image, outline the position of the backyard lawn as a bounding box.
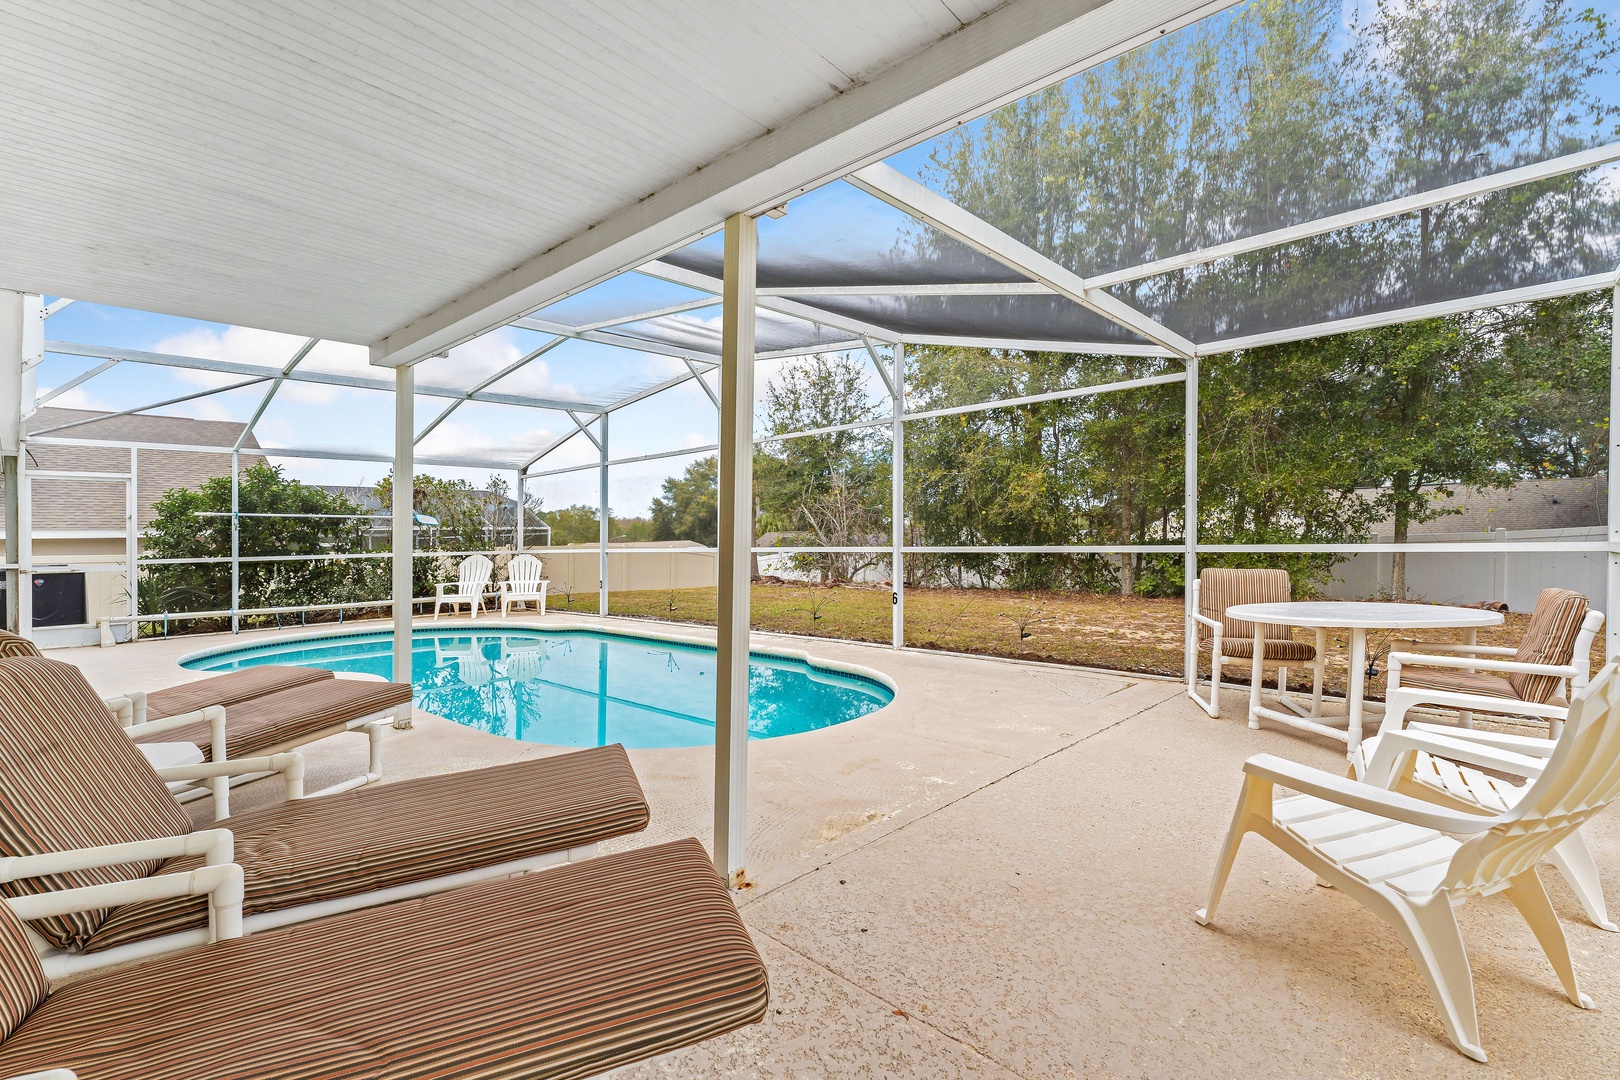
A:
[545,582,1589,702]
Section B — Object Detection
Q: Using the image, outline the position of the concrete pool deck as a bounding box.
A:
[47,613,1620,1078]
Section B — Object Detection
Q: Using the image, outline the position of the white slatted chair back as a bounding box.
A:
[507,554,544,592]
[1446,663,1620,896]
[456,554,494,597]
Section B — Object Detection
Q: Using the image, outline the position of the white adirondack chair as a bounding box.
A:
[1354,721,1617,932]
[434,554,493,620]
[500,553,549,617]
[1196,663,1620,1062]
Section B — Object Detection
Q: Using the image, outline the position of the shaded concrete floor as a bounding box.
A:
[50,614,1620,1078]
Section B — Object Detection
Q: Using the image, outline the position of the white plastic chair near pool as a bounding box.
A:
[501,553,549,617]
[434,554,493,620]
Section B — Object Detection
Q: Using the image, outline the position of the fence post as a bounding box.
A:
[1183,355,1199,686]
[598,412,609,616]
[891,342,905,649]
[1608,280,1619,661]
[229,450,240,633]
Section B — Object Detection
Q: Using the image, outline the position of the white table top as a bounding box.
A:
[1224,601,1504,630]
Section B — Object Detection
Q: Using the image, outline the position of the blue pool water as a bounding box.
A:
[181,628,893,749]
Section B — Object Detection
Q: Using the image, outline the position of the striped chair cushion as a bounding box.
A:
[143,665,333,722]
[0,658,193,952]
[1508,588,1589,705]
[0,838,765,1080]
[0,632,41,659]
[1207,636,1316,662]
[85,743,650,951]
[1398,666,1520,702]
[1198,569,1293,642]
[0,902,48,1042]
[131,678,411,759]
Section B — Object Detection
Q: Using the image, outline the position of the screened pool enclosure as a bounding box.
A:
[4,0,1619,883]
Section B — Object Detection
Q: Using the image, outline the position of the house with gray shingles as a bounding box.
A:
[0,406,254,641]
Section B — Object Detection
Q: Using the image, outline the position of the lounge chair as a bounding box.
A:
[1186,568,1325,720]
[1355,721,1618,932]
[1384,587,1603,738]
[0,655,650,978]
[434,552,494,619]
[501,552,550,616]
[0,839,768,1080]
[0,631,410,811]
[1195,662,1620,1061]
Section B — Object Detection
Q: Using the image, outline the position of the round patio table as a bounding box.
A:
[1224,601,1504,758]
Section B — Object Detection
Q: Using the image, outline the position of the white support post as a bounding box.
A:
[515,470,525,550]
[393,365,416,699]
[1183,356,1199,683]
[17,447,30,638]
[891,342,905,649]
[1608,281,1619,662]
[714,211,756,889]
[126,447,139,629]
[598,413,609,616]
[0,291,21,634]
[229,450,240,634]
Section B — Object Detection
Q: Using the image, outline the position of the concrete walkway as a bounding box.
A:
[51,615,1620,1078]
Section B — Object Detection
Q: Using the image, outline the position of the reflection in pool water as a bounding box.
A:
[182,628,894,749]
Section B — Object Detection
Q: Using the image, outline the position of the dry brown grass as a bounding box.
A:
[546,583,1593,700]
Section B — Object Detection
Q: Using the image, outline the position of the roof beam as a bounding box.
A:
[31,358,119,413]
[414,335,567,445]
[45,340,606,414]
[235,337,319,451]
[30,376,270,436]
[369,0,1232,366]
[639,259,903,343]
[847,162,1196,357]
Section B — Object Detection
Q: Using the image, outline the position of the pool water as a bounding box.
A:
[181,628,893,749]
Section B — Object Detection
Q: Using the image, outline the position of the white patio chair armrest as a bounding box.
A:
[1364,728,1547,788]
[156,751,306,800]
[1391,640,1517,657]
[1242,754,1496,834]
[1388,651,1576,680]
[1405,722,1558,761]
[0,828,235,885]
[1190,612,1222,634]
[3,861,244,931]
[125,703,228,752]
[6,1069,80,1079]
[102,694,135,726]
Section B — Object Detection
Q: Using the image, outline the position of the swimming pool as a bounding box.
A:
[181,627,894,749]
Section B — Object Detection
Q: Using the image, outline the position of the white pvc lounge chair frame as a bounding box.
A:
[500,553,549,617]
[433,553,494,620]
[1385,609,1604,739]
[13,749,600,980]
[1196,663,1620,1061]
[100,697,409,819]
[1186,573,1326,721]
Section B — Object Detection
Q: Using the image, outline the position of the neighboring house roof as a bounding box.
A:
[3,407,258,536]
[1363,475,1607,535]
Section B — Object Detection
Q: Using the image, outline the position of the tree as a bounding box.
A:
[544,504,602,546]
[650,457,718,546]
[374,472,503,551]
[142,462,369,624]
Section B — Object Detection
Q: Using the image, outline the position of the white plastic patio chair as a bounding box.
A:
[433,553,493,620]
[1354,721,1617,932]
[1186,568,1325,720]
[500,553,549,617]
[1196,662,1620,1061]
[1383,588,1602,739]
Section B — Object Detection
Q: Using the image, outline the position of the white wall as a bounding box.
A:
[1325,526,1605,612]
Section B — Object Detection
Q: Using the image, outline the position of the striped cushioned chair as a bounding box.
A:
[1186,568,1326,720]
[0,631,37,660]
[1385,588,1604,738]
[0,839,769,1080]
[0,656,651,979]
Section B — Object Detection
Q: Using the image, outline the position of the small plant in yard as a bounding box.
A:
[667,589,679,613]
[792,587,837,623]
[1000,599,1048,643]
[558,579,576,607]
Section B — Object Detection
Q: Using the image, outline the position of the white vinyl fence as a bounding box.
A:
[1326,526,1605,612]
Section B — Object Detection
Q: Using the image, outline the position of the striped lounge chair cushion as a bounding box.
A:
[0,631,40,659]
[130,677,411,759]
[1508,588,1589,705]
[143,665,333,722]
[0,658,194,952]
[85,743,650,951]
[0,839,768,1080]
[0,902,47,1041]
